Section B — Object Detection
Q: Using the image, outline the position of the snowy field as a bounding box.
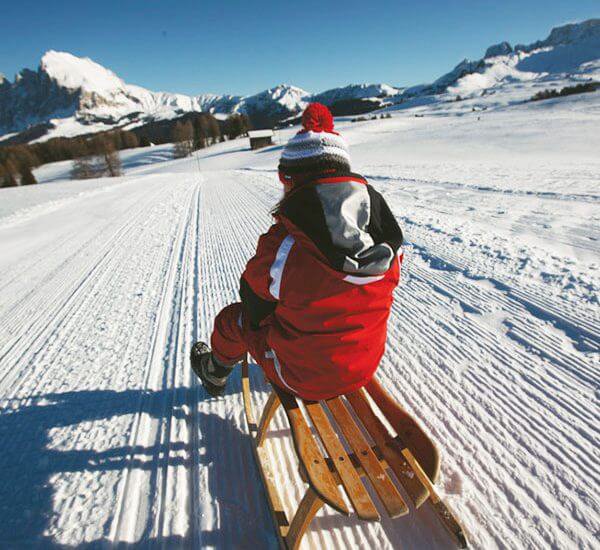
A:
[0,95,599,549]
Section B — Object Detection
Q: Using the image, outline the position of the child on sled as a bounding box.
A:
[191,103,403,400]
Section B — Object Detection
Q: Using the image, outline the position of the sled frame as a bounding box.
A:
[241,357,467,549]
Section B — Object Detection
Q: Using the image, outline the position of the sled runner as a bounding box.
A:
[241,357,467,549]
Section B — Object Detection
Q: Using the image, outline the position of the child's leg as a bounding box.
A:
[192,302,271,396]
[210,303,248,365]
[190,303,247,397]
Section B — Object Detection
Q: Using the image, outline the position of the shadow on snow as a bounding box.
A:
[0,383,277,549]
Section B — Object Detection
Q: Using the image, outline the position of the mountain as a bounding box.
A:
[401,18,600,104]
[0,51,212,142]
[232,84,310,127]
[1,19,599,144]
[0,52,397,143]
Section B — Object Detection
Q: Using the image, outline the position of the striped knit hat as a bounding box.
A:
[278,103,350,185]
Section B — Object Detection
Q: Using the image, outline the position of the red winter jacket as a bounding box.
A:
[240,173,403,400]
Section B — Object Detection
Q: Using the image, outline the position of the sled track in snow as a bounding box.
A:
[0,175,205,546]
[0,164,598,549]
[0,183,169,395]
[109,181,202,546]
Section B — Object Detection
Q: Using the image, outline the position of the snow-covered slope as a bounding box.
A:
[0,90,598,548]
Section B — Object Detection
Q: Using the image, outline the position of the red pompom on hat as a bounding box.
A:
[301,102,335,133]
[278,102,350,185]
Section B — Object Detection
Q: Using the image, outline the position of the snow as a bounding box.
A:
[0,88,599,549]
[312,83,402,104]
[248,129,274,138]
[402,18,600,109]
[41,50,126,93]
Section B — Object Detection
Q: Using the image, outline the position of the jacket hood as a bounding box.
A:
[278,173,403,276]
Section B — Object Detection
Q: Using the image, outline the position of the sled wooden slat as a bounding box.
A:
[366,378,440,483]
[325,396,408,518]
[395,435,468,548]
[242,365,257,436]
[304,400,380,521]
[345,388,430,507]
[432,500,469,549]
[272,385,349,516]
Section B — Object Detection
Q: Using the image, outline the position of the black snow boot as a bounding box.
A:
[190,342,235,397]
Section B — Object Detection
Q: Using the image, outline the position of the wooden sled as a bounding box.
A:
[241,357,467,549]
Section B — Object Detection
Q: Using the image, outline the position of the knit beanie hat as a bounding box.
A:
[278,103,351,185]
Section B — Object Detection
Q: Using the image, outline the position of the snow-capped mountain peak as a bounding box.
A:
[312,83,402,105]
[242,84,310,109]
[484,42,513,59]
[40,50,126,94]
[407,18,600,103]
[530,18,600,49]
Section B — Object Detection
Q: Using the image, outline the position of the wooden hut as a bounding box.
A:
[248,129,274,150]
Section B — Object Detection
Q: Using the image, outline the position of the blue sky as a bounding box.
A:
[1,1,598,96]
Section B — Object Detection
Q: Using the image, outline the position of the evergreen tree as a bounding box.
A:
[12,146,39,171]
[70,138,89,159]
[241,114,252,134]
[224,113,251,139]
[5,160,18,187]
[105,131,120,151]
[225,114,243,139]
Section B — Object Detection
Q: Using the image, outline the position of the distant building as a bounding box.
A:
[248,129,274,150]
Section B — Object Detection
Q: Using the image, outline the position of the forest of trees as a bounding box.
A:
[531,81,599,102]
[0,143,41,187]
[70,136,123,180]
[171,113,251,158]
[0,129,138,187]
[0,111,254,187]
[224,114,251,140]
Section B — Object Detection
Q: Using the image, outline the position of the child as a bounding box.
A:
[191,103,403,400]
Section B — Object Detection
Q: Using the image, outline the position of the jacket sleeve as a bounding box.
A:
[240,222,289,330]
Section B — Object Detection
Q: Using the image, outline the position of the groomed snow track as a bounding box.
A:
[0,155,598,549]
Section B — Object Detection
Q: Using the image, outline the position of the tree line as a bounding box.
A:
[0,130,141,187]
[0,112,253,188]
[172,113,251,158]
[70,135,124,180]
[531,81,599,102]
